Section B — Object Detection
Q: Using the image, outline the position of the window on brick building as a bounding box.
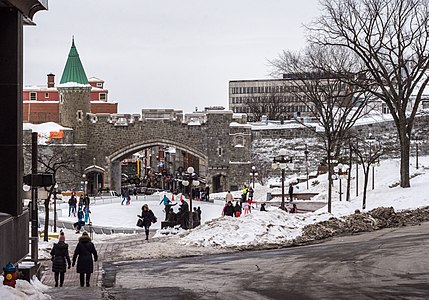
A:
[30,92,36,101]
[96,82,102,87]
[45,93,49,99]
[99,93,106,100]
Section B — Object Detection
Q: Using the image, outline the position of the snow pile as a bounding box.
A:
[298,206,429,243]
[180,156,429,249]
[0,276,51,300]
[181,209,331,248]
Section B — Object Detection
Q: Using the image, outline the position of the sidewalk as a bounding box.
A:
[41,232,155,299]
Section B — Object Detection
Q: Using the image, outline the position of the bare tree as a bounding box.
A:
[351,136,384,209]
[24,145,79,241]
[270,45,374,213]
[247,92,286,121]
[310,0,429,188]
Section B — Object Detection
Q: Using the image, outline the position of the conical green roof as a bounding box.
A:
[59,38,89,85]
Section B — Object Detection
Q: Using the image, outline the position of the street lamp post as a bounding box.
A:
[82,174,88,196]
[304,144,309,189]
[53,183,58,232]
[250,166,258,189]
[272,149,292,211]
[333,164,349,202]
[181,166,199,229]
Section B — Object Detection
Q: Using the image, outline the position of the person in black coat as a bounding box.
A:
[223,201,235,217]
[72,231,98,287]
[138,204,156,240]
[50,231,71,287]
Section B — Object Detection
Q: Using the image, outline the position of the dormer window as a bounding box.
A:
[99,93,106,100]
[30,92,37,101]
[96,82,103,87]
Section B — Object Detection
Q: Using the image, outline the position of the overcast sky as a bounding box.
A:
[24,0,320,114]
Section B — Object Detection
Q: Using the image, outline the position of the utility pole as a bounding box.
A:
[31,132,38,263]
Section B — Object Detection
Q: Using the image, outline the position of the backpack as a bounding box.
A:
[68,198,73,205]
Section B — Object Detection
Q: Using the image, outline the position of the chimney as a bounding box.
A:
[47,73,55,88]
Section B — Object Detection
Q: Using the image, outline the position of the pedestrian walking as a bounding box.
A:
[50,231,71,287]
[73,208,85,233]
[179,199,190,229]
[225,191,234,203]
[192,207,200,228]
[234,201,242,217]
[138,204,157,240]
[68,195,75,217]
[288,183,294,202]
[121,189,129,205]
[260,203,267,211]
[196,206,202,223]
[223,201,235,217]
[133,188,138,201]
[72,232,98,287]
[83,206,91,223]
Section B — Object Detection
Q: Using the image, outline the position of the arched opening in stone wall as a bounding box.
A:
[84,165,105,196]
[107,140,208,195]
[212,173,227,193]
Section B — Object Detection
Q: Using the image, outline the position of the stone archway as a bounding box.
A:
[105,139,208,193]
[84,165,105,196]
[212,172,228,193]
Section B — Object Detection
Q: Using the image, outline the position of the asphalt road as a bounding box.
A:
[103,222,429,300]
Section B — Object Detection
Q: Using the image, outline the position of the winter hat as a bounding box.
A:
[82,231,89,237]
[59,232,65,242]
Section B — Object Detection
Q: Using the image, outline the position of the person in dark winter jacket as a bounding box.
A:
[72,231,98,287]
[73,209,85,233]
[234,201,242,217]
[192,207,200,228]
[138,204,156,240]
[50,231,71,287]
[260,203,267,211]
[179,199,189,229]
[223,201,235,217]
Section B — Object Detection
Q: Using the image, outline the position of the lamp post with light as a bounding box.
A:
[181,166,199,229]
[82,174,88,196]
[250,166,258,189]
[332,164,349,202]
[272,149,293,211]
[53,183,58,232]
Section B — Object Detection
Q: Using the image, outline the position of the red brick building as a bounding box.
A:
[23,49,118,123]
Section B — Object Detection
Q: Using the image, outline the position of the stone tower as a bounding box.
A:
[57,38,91,144]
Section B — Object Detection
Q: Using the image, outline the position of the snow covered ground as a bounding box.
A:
[17,156,426,299]
[0,276,51,300]
[48,155,429,251]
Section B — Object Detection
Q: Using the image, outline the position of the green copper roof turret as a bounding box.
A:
[59,38,89,85]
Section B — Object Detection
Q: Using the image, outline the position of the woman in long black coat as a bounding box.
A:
[138,204,156,240]
[50,232,71,287]
[72,231,98,287]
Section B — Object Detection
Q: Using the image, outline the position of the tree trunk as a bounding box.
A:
[327,159,332,213]
[399,131,411,188]
[362,166,370,210]
[44,199,49,242]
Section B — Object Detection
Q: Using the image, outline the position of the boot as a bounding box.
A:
[145,229,149,240]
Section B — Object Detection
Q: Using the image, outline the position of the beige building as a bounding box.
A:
[229,75,313,122]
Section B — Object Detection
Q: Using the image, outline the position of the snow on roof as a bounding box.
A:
[229,122,252,128]
[23,85,57,91]
[23,122,72,145]
[88,76,104,82]
[57,82,91,88]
